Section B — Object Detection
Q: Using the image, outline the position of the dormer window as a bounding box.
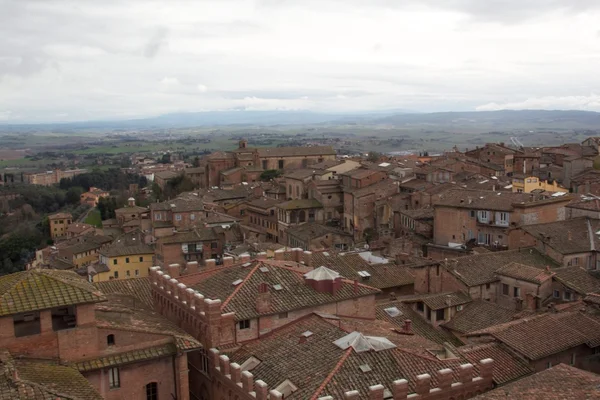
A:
[107,334,115,346]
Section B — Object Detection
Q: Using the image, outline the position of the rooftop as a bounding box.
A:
[150,197,204,212]
[473,364,600,400]
[99,231,153,257]
[403,291,472,311]
[436,189,568,211]
[442,300,518,334]
[0,269,106,316]
[496,262,554,284]
[257,145,335,158]
[157,227,218,244]
[520,217,600,255]
[48,212,72,220]
[286,223,350,242]
[94,277,153,308]
[277,198,323,210]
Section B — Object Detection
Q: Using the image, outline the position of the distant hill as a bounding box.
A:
[1,109,600,131]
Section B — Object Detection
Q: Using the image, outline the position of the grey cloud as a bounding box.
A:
[143,28,169,58]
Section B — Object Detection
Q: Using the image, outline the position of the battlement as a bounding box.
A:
[209,346,494,400]
[149,266,236,348]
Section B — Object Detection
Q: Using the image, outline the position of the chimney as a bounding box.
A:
[127,197,135,207]
[223,256,234,267]
[274,249,285,261]
[185,261,198,275]
[403,319,412,333]
[240,253,251,264]
[256,283,271,314]
[353,279,358,294]
[167,264,180,278]
[204,258,216,269]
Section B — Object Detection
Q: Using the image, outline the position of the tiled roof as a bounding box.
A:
[284,169,319,180]
[114,204,147,214]
[375,301,462,347]
[521,217,600,255]
[99,231,153,257]
[48,212,72,220]
[496,262,554,284]
[435,189,567,211]
[227,313,469,399]
[246,198,281,210]
[151,196,205,212]
[399,208,434,220]
[277,198,323,210]
[346,179,397,198]
[443,248,559,287]
[94,277,153,308]
[467,311,600,360]
[553,266,600,295]
[454,342,533,385]
[154,170,180,180]
[473,363,600,400]
[158,227,218,244]
[0,351,103,400]
[286,223,350,242]
[403,292,472,311]
[442,300,518,334]
[310,252,415,290]
[95,294,201,352]
[257,145,335,158]
[190,261,380,321]
[0,269,106,316]
[66,223,94,234]
[76,343,177,372]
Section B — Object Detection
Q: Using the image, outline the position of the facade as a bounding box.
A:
[276,198,324,244]
[97,231,154,282]
[23,168,87,186]
[245,198,281,242]
[511,175,568,194]
[155,227,222,266]
[114,197,148,227]
[286,223,353,251]
[433,189,571,248]
[48,212,73,240]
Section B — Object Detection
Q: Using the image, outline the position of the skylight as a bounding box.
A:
[242,262,252,267]
[357,271,371,278]
[273,284,283,291]
[333,332,397,353]
[301,331,313,337]
[232,279,243,286]
[259,266,269,273]
[384,307,402,318]
[359,364,372,373]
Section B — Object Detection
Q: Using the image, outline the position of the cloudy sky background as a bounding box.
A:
[2,0,600,122]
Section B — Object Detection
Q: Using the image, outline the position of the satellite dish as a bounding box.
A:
[364,244,370,250]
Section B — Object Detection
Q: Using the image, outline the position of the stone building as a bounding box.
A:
[48,212,73,240]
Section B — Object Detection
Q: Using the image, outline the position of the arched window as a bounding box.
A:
[107,334,115,346]
[146,382,158,400]
[299,210,306,223]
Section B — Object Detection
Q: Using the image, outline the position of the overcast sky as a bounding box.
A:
[2,0,600,122]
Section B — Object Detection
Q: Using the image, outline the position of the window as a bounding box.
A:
[139,256,143,262]
[513,287,521,298]
[553,290,560,298]
[436,309,445,321]
[278,312,288,319]
[155,213,161,221]
[436,265,440,276]
[13,312,41,337]
[125,257,130,263]
[107,334,115,346]
[126,270,130,277]
[546,362,552,369]
[571,353,576,366]
[416,302,424,312]
[564,291,572,301]
[146,382,158,400]
[470,210,476,218]
[135,269,139,276]
[485,283,491,290]
[114,271,119,279]
[239,320,251,330]
[211,242,218,249]
[175,214,182,221]
[477,210,489,223]
[502,284,509,296]
[498,212,509,225]
[108,367,120,389]
[573,257,579,266]
[113,259,117,265]
[51,306,76,331]
[278,160,284,169]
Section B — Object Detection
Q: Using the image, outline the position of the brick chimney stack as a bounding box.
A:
[256,283,271,314]
[403,319,412,333]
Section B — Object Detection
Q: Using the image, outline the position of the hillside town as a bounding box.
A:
[4,136,600,399]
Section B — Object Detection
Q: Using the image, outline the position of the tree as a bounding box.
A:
[65,186,84,204]
[192,156,201,168]
[260,169,282,181]
[159,153,171,164]
[367,152,381,163]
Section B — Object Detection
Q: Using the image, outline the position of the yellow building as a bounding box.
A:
[512,175,569,194]
[96,231,154,282]
[48,212,73,240]
[58,235,112,268]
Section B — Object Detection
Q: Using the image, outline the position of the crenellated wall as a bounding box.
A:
[208,347,495,400]
[149,267,237,349]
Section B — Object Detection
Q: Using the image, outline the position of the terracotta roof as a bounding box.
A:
[76,343,177,372]
[226,313,471,399]
[154,170,179,180]
[375,301,462,346]
[436,189,567,211]
[0,350,102,400]
[48,212,72,220]
[286,223,350,242]
[345,179,397,198]
[454,342,533,385]
[284,169,320,180]
[553,266,600,295]
[496,262,554,284]
[190,261,380,321]
[520,217,600,255]
[0,269,106,316]
[158,227,218,244]
[94,277,153,308]
[95,293,201,352]
[442,300,518,334]
[403,291,472,311]
[66,223,94,235]
[114,204,147,214]
[277,198,323,210]
[99,231,153,257]
[473,363,600,400]
[257,145,335,158]
[310,252,415,290]
[566,198,600,211]
[467,311,600,360]
[443,248,559,287]
[151,197,204,212]
[246,198,281,210]
[399,208,434,220]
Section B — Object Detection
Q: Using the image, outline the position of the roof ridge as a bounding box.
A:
[221,262,262,309]
[309,348,353,400]
[38,269,98,295]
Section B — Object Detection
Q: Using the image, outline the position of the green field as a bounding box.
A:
[84,208,102,227]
